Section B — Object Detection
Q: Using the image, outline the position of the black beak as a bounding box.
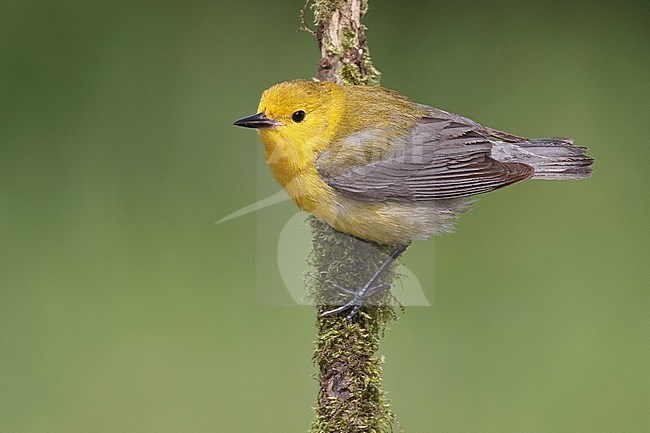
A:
[233,112,279,129]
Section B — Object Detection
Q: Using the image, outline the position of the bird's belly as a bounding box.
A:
[317,193,473,246]
[277,168,472,246]
[322,196,428,245]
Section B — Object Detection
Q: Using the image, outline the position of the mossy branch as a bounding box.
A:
[308,219,399,433]
[306,1,399,432]
[313,0,381,86]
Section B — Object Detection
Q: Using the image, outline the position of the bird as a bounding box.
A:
[233,79,593,317]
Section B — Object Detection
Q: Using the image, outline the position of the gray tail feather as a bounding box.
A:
[491,138,593,180]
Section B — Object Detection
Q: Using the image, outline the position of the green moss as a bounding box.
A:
[307,217,399,433]
[339,60,381,87]
[341,26,356,51]
[312,0,370,25]
[312,0,342,26]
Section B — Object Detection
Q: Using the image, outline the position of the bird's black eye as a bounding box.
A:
[291,110,306,123]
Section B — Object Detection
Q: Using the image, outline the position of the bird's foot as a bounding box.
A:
[318,244,409,320]
[319,282,390,320]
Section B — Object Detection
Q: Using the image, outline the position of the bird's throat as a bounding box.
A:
[259,129,334,213]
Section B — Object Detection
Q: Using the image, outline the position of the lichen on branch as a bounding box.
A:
[311,0,381,86]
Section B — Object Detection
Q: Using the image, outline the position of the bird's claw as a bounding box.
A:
[320,283,391,319]
[331,282,357,296]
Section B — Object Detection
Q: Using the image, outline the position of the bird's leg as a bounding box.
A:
[320,243,409,319]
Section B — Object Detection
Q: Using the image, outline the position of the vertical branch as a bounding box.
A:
[314,0,381,86]
[307,1,398,432]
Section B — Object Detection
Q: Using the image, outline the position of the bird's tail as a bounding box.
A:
[491,138,593,180]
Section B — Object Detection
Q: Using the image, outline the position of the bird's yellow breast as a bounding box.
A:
[258,127,335,213]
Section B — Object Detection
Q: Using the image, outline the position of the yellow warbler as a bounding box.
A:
[234,79,593,316]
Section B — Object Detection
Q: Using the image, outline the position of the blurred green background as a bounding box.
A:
[1,1,648,432]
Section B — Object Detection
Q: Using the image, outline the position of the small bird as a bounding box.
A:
[234,80,593,317]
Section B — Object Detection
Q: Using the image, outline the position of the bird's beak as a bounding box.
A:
[233,112,280,129]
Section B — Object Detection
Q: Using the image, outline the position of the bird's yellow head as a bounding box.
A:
[234,80,345,169]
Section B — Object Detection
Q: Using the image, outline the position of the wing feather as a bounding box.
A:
[316,113,534,202]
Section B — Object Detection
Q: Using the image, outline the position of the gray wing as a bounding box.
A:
[316,115,534,202]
